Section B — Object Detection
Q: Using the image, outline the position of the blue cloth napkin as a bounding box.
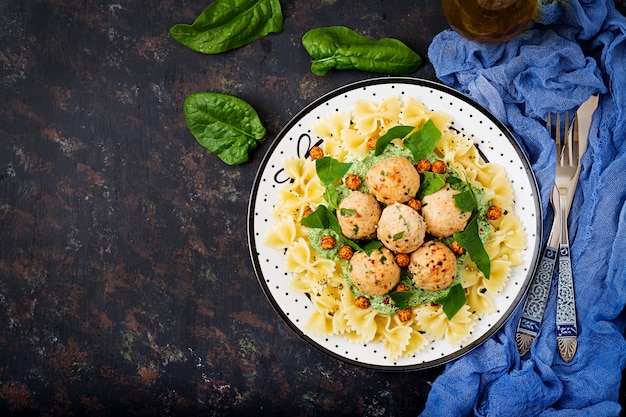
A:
[421,1,626,416]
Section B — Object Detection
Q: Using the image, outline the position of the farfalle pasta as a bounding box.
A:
[264,96,525,360]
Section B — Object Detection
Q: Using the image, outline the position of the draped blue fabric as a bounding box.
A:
[421,1,626,415]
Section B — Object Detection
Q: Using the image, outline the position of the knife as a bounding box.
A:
[515,184,560,356]
[555,94,599,362]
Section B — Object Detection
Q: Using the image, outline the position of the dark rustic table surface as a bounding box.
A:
[1,1,624,416]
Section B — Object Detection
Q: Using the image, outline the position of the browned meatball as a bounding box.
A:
[421,185,471,237]
[349,248,401,296]
[336,191,381,240]
[409,241,457,291]
[377,203,426,254]
[365,156,420,205]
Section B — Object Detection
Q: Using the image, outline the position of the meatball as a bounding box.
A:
[377,203,426,254]
[337,191,381,240]
[421,185,472,237]
[366,156,420,205]
[349,248,401,296]
[409,241,457,291]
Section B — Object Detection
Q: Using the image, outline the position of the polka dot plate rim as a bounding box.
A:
[247,77,541,371]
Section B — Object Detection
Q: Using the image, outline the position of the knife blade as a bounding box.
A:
[564,95,598,212]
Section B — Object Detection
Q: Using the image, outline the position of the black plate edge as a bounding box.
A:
[246,76,543,371]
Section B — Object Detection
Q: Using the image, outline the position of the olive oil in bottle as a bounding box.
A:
[441,0,537,43]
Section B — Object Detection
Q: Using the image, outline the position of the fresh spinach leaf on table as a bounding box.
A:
[302,26,422,76]
[170,0,283,54]
[184,92,266,165]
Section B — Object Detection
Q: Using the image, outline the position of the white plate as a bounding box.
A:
[248,77,541,370]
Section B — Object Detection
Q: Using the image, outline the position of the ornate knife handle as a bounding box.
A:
[515,246,557,356]
[556,243,578,362]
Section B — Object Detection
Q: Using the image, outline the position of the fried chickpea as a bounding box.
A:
[395,253,410,268]
[367,136,378,150]
[487,205,503,220]
[395,283,410,292]
[407,198,422,212]
[451,241,466,255]
[321,235,336,250]
[431,160,447,174]
[344,174,362,190]
[416,158,432,172]
[355,296,371,309]
[309,146,324,160]
[397,308,412,322]
[338,245,354,260]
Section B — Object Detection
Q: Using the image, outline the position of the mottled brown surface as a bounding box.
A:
[1,1,624,416]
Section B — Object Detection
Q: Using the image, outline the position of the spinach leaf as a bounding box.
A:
[454,216,491,279]
[375,125,414,155]
[302,205,343,238]
[184,92,266,165]
[339,207,357,216]
[323,183,340,210]
[453,188,478,212]
[390,283,466,319]
[315,156,352,186]
[419,172,446,199]
[302,205,383,255]
[403,119,441,161]
[344,239,383,255]
[170,0,283,54]
[437,284,467,320]
[302,205,334,230]
[360,240,383,255]
[302,26,422,76]
[389,291,413,309]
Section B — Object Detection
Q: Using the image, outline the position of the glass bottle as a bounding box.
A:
[441,0,537,43]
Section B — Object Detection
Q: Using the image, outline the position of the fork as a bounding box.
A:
[554,111,580,362]
[514,117,562,356]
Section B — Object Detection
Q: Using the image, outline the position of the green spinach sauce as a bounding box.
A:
[307,137,493,317]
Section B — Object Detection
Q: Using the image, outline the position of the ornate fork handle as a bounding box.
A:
[515,246,557,356]
[515,186,560,356]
